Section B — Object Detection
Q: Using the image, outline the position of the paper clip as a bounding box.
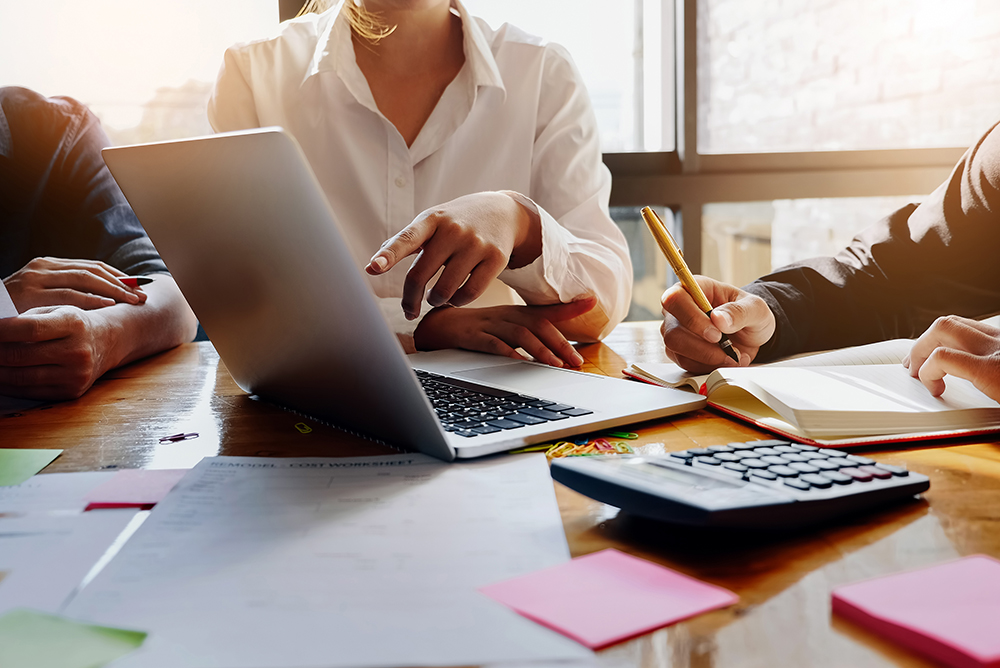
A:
[294,422,313,434]
[509,444,553,454]
[604,431,639,440]
[612,442,634,454]
[159,432,198,443]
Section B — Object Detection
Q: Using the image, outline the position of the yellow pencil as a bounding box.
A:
[641,206,740,363]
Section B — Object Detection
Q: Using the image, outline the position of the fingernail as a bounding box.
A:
[551,358,564,368]
[902,355,910,369]
[101,297,115,306]
[370,256,388,273]
[705,326,721,341]
[404,310,417,321]
[572,352,584,366]
[127,292,141,303]
[427,293,445,308]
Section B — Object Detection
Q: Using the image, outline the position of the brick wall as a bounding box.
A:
[698,0,1000,153]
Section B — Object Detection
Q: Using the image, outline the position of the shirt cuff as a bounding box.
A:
[497,194,577,303]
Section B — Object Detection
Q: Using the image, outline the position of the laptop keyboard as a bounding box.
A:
[414,369,593,438]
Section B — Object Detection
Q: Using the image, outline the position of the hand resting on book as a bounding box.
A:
[904,315,1000,402]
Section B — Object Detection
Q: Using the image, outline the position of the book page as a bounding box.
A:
[627,339,913,390]
[768,338,913,368]
[710,364,1000,437]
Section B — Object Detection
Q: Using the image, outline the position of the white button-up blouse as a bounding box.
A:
[208,1,632,346]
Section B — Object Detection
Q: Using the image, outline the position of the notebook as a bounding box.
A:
[832,555,1000,668]
[102,128,705,461]
[624,339,1000,447]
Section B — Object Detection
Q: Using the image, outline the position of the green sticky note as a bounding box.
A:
[0,449,62,486]
[0,609,146,668]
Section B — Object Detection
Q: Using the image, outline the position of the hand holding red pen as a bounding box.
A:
[3,257,147,312]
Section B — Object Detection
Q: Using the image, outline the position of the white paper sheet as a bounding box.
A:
[0,472,115,514]
[65,454,591,667]
[0,279,17,318]
[0,509,138,614]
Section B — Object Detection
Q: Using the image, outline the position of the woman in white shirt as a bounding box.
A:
[209,0,632,368]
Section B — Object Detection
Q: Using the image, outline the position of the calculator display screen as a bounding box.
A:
[636,459,743,488]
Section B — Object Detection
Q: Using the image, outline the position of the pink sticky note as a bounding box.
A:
[83,469,188,510]
[479,548,738,649]
[832,555,1000,668]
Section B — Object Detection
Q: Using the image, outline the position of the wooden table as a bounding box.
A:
[5,321,999,667]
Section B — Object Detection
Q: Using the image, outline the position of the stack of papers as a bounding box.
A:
[65,454,591,667]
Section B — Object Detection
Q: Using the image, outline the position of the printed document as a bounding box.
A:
[65,454,591,667]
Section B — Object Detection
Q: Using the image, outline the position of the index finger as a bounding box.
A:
[660,283,717,342]
[366,219,433,275]
[908,316,998,378]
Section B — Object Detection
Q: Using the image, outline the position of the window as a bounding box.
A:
[463,0,674,153]
[698,0,1000,153]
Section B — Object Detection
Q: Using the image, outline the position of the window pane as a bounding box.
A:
[611,206,672,321]
[698,0,1000,153]
[702,197,923,287]
[0,1,277,144]
[464,0,675,152]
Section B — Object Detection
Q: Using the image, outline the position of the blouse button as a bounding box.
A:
[394,176,407,188]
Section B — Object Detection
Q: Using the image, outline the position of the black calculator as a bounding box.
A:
[549,439,930,529]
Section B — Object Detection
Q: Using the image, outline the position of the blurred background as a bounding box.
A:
[3,0,999,320]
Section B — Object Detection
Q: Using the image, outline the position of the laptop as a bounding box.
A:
[102,128,705,461]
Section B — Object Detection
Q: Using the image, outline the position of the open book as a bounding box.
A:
[624,339,1000,447]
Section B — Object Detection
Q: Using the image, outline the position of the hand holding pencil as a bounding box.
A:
[642,207,776,372]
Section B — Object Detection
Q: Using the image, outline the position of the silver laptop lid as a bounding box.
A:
[103,128,454,461]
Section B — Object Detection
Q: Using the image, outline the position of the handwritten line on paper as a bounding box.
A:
[480,548,739,649]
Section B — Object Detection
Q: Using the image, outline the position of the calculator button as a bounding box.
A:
[825,458,855,468]
[789,462,820,474]
[669,451,695,460]
[800,474,833,488]
[760,455,790,465]
[821,471,853,485]
[695,456,722,466]
[713,453,741,462]
[874,463,909,477]
[751,447,781,456]
[781,453,811,463]
[753,439,792,447]
[805,451,830,459]
[840,467,874,482]
[750,470,778,481]
[784,478,811,490]
[740,458,769,469]
[846,455,875,466]
[707,445,735,453]
[723,462,749,473]
[818,449,848,457]
[731,451,760,460]
[808,459,841,471]
[766,465,800,477]
[687,448,712,456]
[795,445,819,451]
[857,465,893,480]
[728,442,760,450]
[773,445,799,453]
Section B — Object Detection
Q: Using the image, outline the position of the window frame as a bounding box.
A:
[605,0,967,274]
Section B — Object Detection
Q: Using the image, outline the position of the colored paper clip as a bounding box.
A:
[158,432,198,443]
[612,442,634,454]
[604,431,639,440]
[294,422,313,434]
[509,444,554,454]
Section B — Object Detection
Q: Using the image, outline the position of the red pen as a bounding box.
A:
[120,276,154,288]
